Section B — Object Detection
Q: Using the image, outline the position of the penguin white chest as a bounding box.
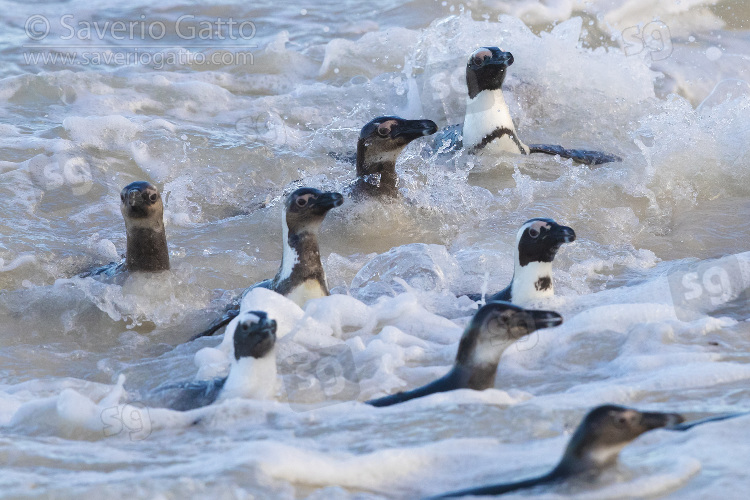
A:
[286,279,327,307]
[511,262,554,305]
[462,89,528,154]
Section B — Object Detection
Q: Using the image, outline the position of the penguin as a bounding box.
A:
[428,404,684,498]
[81,181,169,277]
[161,310,278,411]
[192,187,343,339]
[366,301,562,407]
[433,47,621,165]
[351,116,438,199]
[466,218,575,304]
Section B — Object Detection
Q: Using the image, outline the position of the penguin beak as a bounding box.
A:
[128,188,144,207]
[488,50,514,68]
[391,119,439,142]
[550,224,576,244]
[525,309,563,331]
[640,411,685,430]
[311,191,344,211]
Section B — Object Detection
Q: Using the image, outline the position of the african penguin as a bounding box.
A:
[429,404,684,498]
[351,116,438,199]
[81,181,169,278]
[162,310,278,411]
[366,301,562,407]
[192,187,343,339]
[433,47,621,165]
[467,218,575,304]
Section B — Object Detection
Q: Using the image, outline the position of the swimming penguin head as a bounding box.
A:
[456,301,562,379]
[284,187,344,234]
[233,311,278,360]
[556,405,684,475]
[517,218,576,267]
[120,181,164,225]
[466,47,514,99]
[356,116,438,180]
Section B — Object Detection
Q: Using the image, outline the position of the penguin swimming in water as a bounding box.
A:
[161,310,278,411]
[366,301,562,407]
[351,116,438,199]
[192,187,343,339]
[466,218,575,304]
[428,404,684,498]
[433,47,621,165]
[81,181,169,278]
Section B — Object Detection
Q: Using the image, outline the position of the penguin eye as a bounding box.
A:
[377,126,390,137]
[149,193,158,202]
[296,197,308,207]
[470,49,492,67]
[528,227,540,238]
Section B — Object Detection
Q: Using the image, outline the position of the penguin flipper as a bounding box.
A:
[425,473,559,499]
[328,150,357,165]
[79,260,126,279]
[670,411,750,431]
[366,372,459,407]
[157,377,227,411]
[464,284,511,303]
[528,144,621,165]
[190,307,240,341]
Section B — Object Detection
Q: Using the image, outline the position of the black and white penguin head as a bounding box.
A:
[283,187,344,234]
[356,116,438,171]
[516,218,576,266]
[456,301,562,368]
[233,310,278,361]
[559,405,684,473]
[466,47,514,99]
[120,181,164,224]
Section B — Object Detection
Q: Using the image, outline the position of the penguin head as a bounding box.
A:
[456,301,562,368]
[284,187,344,234]
[233,310,278,360]
[516,218,576,267]
[356,116,438,174]
[466,47,514,99]
[558,405,684,473]
[120,181,164,223]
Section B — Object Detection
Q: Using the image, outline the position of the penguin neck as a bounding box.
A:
[453,326,509,390]
[276,213,328,293]
[124,222,170,272]
[220,352,277,401]
[462,88,528,155]
[553,442,626,478]
[354,140,400,198]
[510,257,553,305]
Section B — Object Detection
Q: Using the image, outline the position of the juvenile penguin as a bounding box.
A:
[192,187,343,339]
[352,116,438,199]
[433,47,621,165]
[366,301,562,407]
[429,404,684,498]
[467,218,575,304]
[163,311,278,411]
[82,181,169,277]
